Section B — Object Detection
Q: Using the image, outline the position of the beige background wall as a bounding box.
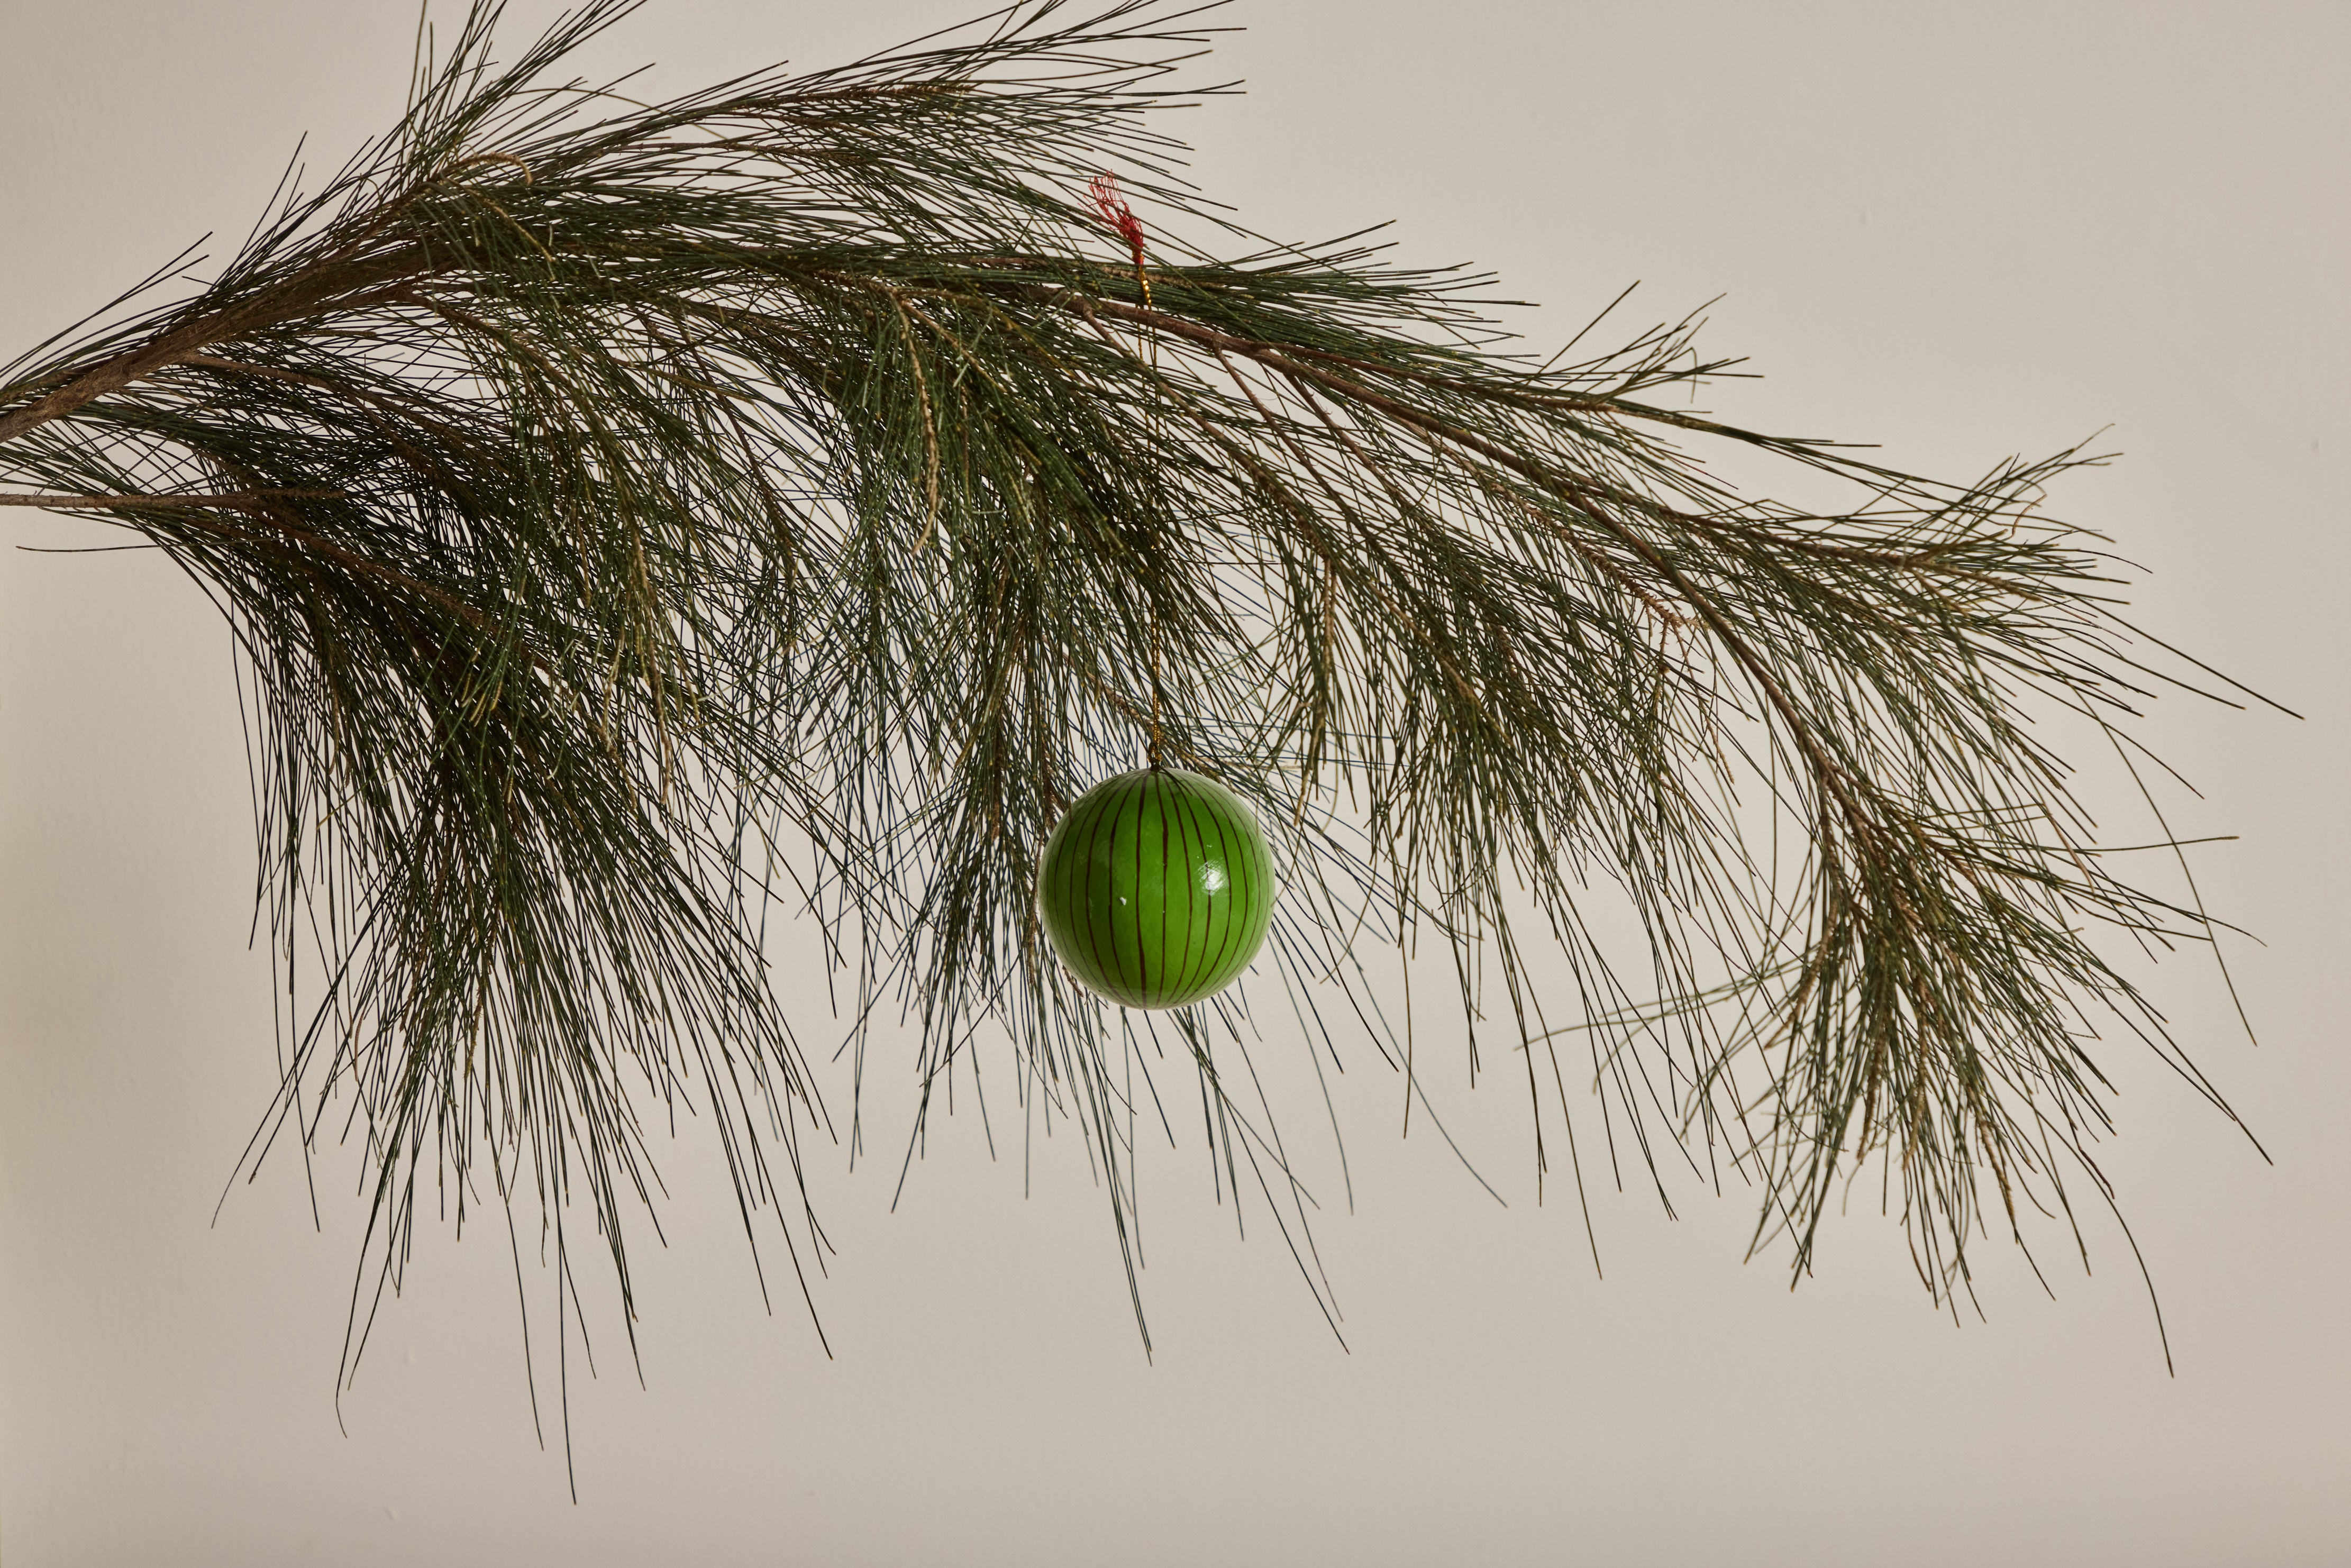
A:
[3,2,2345,1563]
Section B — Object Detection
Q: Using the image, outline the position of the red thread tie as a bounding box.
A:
[1089,172,1149,272]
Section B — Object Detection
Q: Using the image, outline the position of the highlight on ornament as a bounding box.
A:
[1036,768,1274,1009]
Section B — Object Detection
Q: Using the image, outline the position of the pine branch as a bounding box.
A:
[0,0,2265,1401]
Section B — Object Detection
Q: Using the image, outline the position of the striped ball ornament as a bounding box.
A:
[1035,768,1275,1009]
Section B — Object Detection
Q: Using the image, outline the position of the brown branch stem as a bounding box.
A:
[0,489,341,508]
[0,250,440,448]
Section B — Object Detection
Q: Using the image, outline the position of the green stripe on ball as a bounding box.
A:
[1036,768,1274,1009]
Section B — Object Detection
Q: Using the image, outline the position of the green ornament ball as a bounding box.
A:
[1035,767,1275,1009]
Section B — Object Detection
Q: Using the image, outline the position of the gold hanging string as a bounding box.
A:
[1090,172,1165,770]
